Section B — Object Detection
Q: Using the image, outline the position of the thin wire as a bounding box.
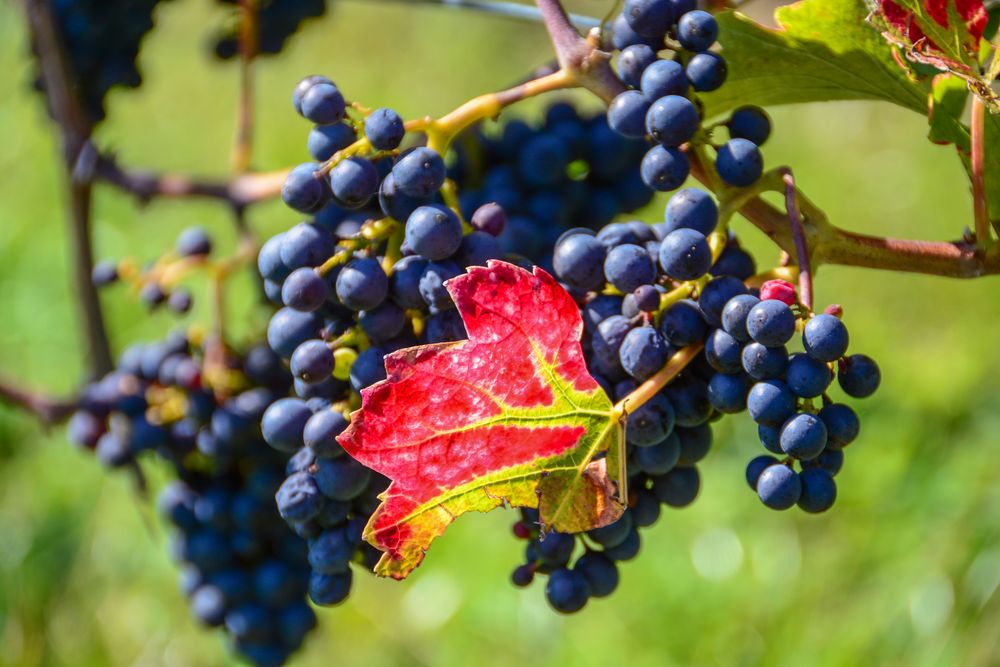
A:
[356,0,602,30]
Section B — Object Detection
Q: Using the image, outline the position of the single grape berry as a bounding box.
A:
[817,403,860,447]
[308,123,357,161]
[641,145,689,191]
[617,44,658,89]
[729,106,772,145]
[659,299,707,346]
[290,340,334,385]
[659,228,711,280]
[292,75,332,114]
[335,257,388,311]
[838,354,881,398]
[756,464,801,510]
[698,276,748,327]
[721,293,761,342]
[704,329,742,374]
[741,343,789,380]
[797,468,837,513]
[663,188,718,235]
[785,353,833,398]
[676,10,718,52]
[470,202,507,237]
[623,0,674,38]
[92,260,118,287]
[640,59,688,100]
[393,147,446,197]
[364,107,405,150]
[707,372,750,414]
[553,232,607,291]
[686,52,728,92]
[300,82,346,125]
[779,412,828,460]
[716,138,764,187]
[261,398,312,452]
[545,568,591,614]
[747,379,796,426]
[653,466,700,507]
[605,243,656,293]
[282,163,330,213]
[746,454,779,490]
[803,313,850,362]
[574,552,620,598]
[608,90,652,138]
[634,433,681,474]
[281,268,327,312]
[746,299,796,347]
[176,227,212,257]
[619,326,672,382]
[405,205,464,261]
[329,157,378,209]
[645,95,700,147]
[631,284,661,312]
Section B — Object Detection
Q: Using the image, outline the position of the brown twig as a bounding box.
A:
[231,0,257,174]
[688,151,1000,279]
[92,150,287,209]
[779,168,813,309]
[533,0,626,103]
[971,95,991,249]
[0,375,78,426]
[24,0,112,377]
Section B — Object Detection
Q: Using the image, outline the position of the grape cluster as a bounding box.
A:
[605,2,768,190]
[259,73,523,590]
[519,196,746,612]
[212,0,329,59]
[67,330,324,665]
[450,105,654,260]
[703,280,881,512]
[33,0,169,122]
[92,226,214,314]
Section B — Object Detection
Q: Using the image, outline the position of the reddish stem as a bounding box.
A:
[780,168,813,309]
[971,95,990,248]
[0,376,78,426]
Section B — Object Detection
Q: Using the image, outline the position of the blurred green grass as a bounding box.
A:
[1,1,999,666]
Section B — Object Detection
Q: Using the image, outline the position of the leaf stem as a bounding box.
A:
[613,343,704,420]
[778,168,813,310]
[971,94,991,249]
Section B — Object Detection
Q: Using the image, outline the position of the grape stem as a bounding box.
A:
[22,0,113,377]
[613,343,704,420]
[89,148,289,209]
[971,95,991,250]
[686,151,1000,278]
[0,377,78,426]
[778,168,813,310]
[231,0,258,174]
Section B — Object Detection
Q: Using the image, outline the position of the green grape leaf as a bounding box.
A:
[705,0,999,225]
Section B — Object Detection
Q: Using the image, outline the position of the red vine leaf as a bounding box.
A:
[338,260,625,579]
[872,0,988,80]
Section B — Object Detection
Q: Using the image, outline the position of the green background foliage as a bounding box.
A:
[0,1,999,666]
